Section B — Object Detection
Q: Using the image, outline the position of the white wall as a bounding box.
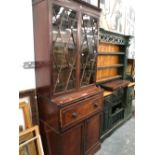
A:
[100,0,135,59]
[100,0,135,36]
[18,0,36,91]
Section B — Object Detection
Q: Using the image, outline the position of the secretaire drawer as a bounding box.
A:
[60,95,103,128]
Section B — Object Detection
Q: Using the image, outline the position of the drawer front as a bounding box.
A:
[60,95,103,128]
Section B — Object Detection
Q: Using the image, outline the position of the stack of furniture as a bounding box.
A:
[96,29,134,141]
[33,0,104,154]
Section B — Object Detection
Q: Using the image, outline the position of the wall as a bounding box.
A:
[100,0,135,36]
[19,0,36,91]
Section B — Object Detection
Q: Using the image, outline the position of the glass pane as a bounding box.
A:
[81,0,98,7]
[52,5,77,93]
[80,14,98,87]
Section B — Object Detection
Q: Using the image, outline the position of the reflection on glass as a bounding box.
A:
[52,5,77,93]
[80,14,98,87]
[81,0,98,7]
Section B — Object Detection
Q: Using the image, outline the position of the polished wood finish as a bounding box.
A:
[103,82,134,97]
[38,86,103,155]
[85,114,101,154]
[33,0,52,98]
[60,96,102,128]
[51,86,102,106]
[61,123,84,155]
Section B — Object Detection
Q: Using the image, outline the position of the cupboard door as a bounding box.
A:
[61,123,84,155]
[85,113,101,153]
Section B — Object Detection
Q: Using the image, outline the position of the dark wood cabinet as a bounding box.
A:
[37,86,103,155]
[32,0,102,154]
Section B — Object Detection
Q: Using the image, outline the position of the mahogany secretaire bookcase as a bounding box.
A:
[32,0,103,154]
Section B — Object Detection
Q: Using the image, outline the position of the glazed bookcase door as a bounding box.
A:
[52,4,78,94]
[80,14,98,87]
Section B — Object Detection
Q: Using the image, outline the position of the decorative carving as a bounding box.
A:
[99,28,128,45]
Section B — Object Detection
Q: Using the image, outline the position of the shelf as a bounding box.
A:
[103,90,113,97]
[99,40,126,46]
[97,52,125,55]
[97,64,124,69]
[100,79,130,91]
[96,75,122,84]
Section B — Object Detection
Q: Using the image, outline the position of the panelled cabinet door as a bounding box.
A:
[85,113,101,153]
[61,123,84,155]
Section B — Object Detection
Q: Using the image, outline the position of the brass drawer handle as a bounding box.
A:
[72,112,78,118]
[93,103,98,108]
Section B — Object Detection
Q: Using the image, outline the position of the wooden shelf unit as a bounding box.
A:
[96,29,131,83]
[96,29,133,141]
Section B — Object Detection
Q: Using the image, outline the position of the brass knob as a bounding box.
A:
[72,112,77,118]
[93,103,98,108]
